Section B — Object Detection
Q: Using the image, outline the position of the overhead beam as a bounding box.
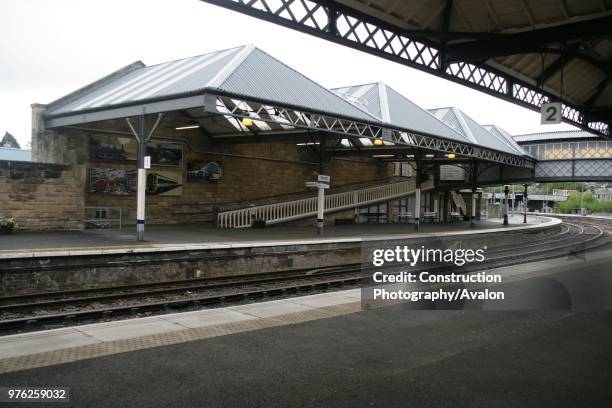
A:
[199,0,610,139]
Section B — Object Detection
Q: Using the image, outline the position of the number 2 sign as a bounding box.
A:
[540,102,562,124]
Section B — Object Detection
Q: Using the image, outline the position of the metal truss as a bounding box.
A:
[207,93,535,169]
[201,0,610,138]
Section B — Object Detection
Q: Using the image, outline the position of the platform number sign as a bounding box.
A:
[541,102,562,124]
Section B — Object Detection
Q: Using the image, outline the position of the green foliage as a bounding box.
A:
[0,217,16,228]
[1,132,20,149]
[557,193,612,214]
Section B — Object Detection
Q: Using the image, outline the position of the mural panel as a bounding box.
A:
[90,135,182,166]
[186,161,223,183]
[89,168,182,196]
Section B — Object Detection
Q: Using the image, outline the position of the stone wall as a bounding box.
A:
[39,118,394,226]
[0,161,85,230]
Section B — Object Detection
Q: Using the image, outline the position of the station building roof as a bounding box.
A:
[428,107,527,156]
[41,44,532,168]
[331,82,471,144]
[0,147,31,162]
[482,124,529,155]
[513,130,602,143]
[45,44,379,127]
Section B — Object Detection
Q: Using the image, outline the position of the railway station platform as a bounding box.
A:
[0,215,552,257]
[0,249,611,407]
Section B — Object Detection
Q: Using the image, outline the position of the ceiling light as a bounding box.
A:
[373,138,384,146]
[241,117,253,127]
[446,153,456,159]
[175,124,199,130]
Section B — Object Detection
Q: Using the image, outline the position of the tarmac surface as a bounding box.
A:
[1,249,611,407]
[0,215,544,252]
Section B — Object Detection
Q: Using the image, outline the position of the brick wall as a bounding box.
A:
[0,161,85,230]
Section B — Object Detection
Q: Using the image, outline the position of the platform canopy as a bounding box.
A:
[43,44,532,168]
[201,0,612,139]
[513,129,602,143]
[428,107,527,156]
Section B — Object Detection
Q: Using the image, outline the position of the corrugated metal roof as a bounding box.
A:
[0,147,31,161]
[332,82,471,144]
[513,130,601,143]
[428,107,526,155]
[482,124,529,155]
[46,45,377,123]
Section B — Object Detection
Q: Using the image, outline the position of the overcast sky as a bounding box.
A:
[0,0,577,148]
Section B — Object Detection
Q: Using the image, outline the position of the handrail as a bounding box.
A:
[217,180,421,228]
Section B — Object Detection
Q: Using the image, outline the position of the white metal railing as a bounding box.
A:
[217,180,419,228]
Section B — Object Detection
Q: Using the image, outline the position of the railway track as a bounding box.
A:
[1,216,610,334]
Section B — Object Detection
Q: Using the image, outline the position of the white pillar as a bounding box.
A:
[136,114,146,241]
[317,186,324,235]
[471,191,477,227]
[433,197,439,222]
[136,168,146,240]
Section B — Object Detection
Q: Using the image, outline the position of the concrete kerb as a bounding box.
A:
[0,216,561,260]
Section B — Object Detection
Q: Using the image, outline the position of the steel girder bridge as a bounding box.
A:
[200,0,612,139]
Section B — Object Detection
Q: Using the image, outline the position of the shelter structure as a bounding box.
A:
[30,45,534,237]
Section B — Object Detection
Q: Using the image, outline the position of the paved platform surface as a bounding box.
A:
[0,215,551,256]
[0,248,610,407]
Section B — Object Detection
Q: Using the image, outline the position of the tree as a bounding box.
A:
[1,132,20,148]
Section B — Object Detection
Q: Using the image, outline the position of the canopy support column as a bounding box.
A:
[126,113,164,242]
[317,133,326,236]
[470,162,479,228]
[503,185,510,226]
[414,154,422,231]
[523,184,528,224]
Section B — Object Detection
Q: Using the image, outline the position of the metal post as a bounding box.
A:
[503,185,509,225]
[136,114,146,241]
[317,133,326,236]
[581,182,584,215]
[511,185,515,216]
[523,184,528,224]
[470,187,477,228]
[414,157,421,231]
[317,186,324,236]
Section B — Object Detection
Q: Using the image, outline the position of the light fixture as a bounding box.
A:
[446,153,456,159]
[241,117,253,127]
[373,138,384,146]
[372,154,394,158]
[175,124,200,130]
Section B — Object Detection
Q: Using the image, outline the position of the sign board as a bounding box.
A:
[305,181,319,188]
[144,156,151,169]
[317,174,330,185]
[540,102,562,124]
